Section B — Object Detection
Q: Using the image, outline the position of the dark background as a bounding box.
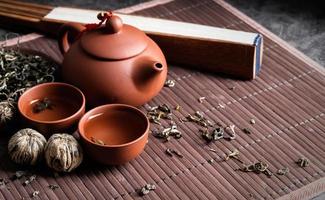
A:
[1,1,324,198]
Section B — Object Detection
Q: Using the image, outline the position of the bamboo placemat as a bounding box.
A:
[1,0,325,199]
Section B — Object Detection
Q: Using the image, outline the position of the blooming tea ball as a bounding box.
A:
[45,133,83,172]
[8,128,47,165]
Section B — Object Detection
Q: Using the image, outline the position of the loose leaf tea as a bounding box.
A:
[225,149,240,161]
[185,111,213,127]
[250,119,256,124]
[175,105,181,111]
[23,175,36,186]
[198,96,206,103]
[48,184,59,190]
[154,124,182,141]
[164,79,175,87]
[31,190,39,198]
[91,137,105,145]
[0,48,57,124]
[32,98,54,113]
[296,158,309,167]
[224,125,236,140]
[147,104,172,125]
[277,167,289,175]
[0,178,9,189]
[138,183,156,196]
[239,162,273,177]
[201,127,224,142]
[242,128,252,134]
[165,148,183,158]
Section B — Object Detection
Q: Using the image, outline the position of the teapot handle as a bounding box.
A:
[58,23,85,54]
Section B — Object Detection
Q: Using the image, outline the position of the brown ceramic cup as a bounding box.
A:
[78,104,149,165]
[18,82,85,137]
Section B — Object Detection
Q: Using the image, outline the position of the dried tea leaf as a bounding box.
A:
[154,124,182,142]
[164,79,175,87]
[48,184,59,190]
[31,190,39,198]
[250,119,256,124]
[165,148,183,158]
[239,161,272,177]
[138,183,156,196]
[32,98,54,113]
[0,48,57,124]
[277,167,289,175]
[198,96,206,103]
[296,158,309,167]
[23,175,36,186]
[0,178,9,189]
[91,137,105,145]
[242,128,252,134]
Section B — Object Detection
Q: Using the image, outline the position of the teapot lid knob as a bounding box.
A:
[104,15,123,34]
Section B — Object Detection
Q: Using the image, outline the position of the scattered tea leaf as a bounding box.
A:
[165,148,173,157]
[91,137,105,145]
[164,79,175,87]
[0,178,9,189]
[198,96,206,103]
[296,158,309,167]
[48,184,59,190]
[31,190,39,198]
[147,104,172,125]
[185,111,213,127]
[23,175,36,186]
[165,148,183,158]
[138,183,156,196]
[277,167,289,175]
[175,105,181,111]
[225,124,236,140]
[201,127,224,142]
[154,124,181,142]
[225,149,240,161]
[208,159,214,164]
[239,161,272,177]
[250,119,256,124]
[208,148,217,153]
[242,128,252,134]
[229,86,236,90]
[32,98,54,113]
[218,103,225,109]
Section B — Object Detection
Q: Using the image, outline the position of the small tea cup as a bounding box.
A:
[18,82,85,137]
[78,104,149,165]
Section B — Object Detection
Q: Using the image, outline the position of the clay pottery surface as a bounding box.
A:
[18,82,85,137]
[59,12,167,107]
[78,104,149,165]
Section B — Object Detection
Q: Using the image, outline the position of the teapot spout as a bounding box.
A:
[151,61,164,73]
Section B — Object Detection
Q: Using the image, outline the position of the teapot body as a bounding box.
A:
[61,36,167,107]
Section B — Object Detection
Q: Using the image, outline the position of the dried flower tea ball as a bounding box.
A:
[8,128,47,165]
[0,100,14,124]
[45,134,83,172]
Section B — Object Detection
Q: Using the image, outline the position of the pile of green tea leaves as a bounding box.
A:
[0,48,57,124]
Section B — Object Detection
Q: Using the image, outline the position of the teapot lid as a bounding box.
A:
[80,13,148,60]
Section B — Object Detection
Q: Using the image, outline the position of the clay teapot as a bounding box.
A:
[58,12,167,106]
